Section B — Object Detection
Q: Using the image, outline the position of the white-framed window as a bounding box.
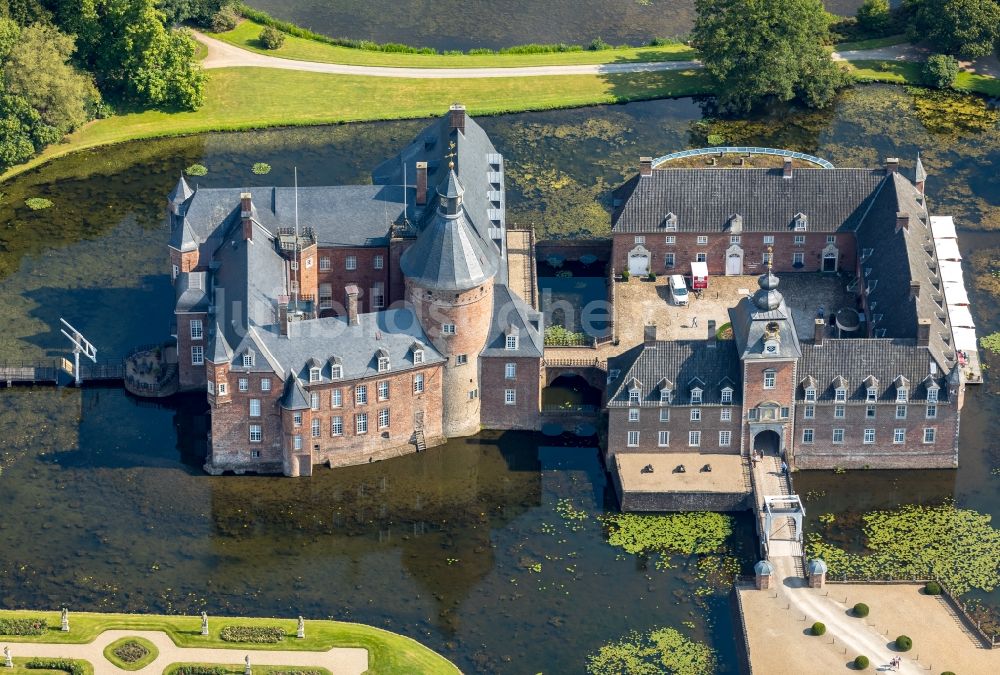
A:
[505,335,518,350]
[762,251,772,265]
[896,388,908,403]
[835,388,846,402]
[926,404,937,419]
[627,430,640,447]
[658,431,669,447]
[377,356,390,372]
[190,319,203,340]
[690,388,703,405]
[866,386,878,402]
[505,363,516,379]
[505,389,516,405]
[217,382,227,395]
[628,408,640,421]
[629,389,641,405]
[794,235,805,245]
[310,392,319,411]
[355,385,367,404]
[763,235,775,245]
[804,404,815,419]
[690,408,701,421]
[697,235,708,245]
[305,256,314,269]
[172,264,179,280]
[319,257,331,271]
[293,435,302,450]
[331,389,342,408]
[894,428,905,444]
[378,408,390,429]
[721,388,733,404]
[863,428,875,444]
[207,380,215,395]
[331,364,343,379]
[345,255,357,270]
[763,370,776,389]
[721,408,731,421]
[832,428,845,444]
[780,406,790,418]
[719,430,731,446]
[665,236,676,245]
[805,387,816,402]
[730,235,741,245]
[659,408,670,422]
[927,387,939,403]
[893,405,905,420]
[793,252,804,266]
[923,427,936,443]
[377,380,389,401]
[456,354,468,365]
[664,253,675,268]
[312,418,321,438]
[249,399,261,417]
[659,389,671,404]
[309,367,321,383]
[688,431,701,447]
[249,424,262,443]
[250,450,261,459]
[834,404,845,418]
[290,260,299,271]
[413,349,424,364]
[696,253,707,263]
[243,353,254,367]
[442,323,456,335]
[238,378,248,392]
[355,413,368,434]
[293,412,302,427]
[319,284,333,309]
[413,373,425,394]
[866,404,876,419]
[802,428,814,444]
[634,236,645,244]
[374,255,384,269]
[331,416,343,436]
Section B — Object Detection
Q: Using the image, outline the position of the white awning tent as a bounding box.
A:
[953,326,978,351]
[930,216,957,240]
[939,260,965,285]
[934,238,962,261]
[948,304,976,328]
[690,261,708,278]
[943,282,970,306]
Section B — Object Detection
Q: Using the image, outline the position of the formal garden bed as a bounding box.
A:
[102,636,159,671]
[165,664,331,675]
[4,657,93,675]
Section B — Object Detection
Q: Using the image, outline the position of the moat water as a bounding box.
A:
[1,85,999,672]
[243,0,865,51]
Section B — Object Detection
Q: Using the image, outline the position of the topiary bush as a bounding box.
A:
[171,668,229,675]
[853,602,870,617]
[895,635,912,651]
[259,26,285,50]
[854,655,869,670]
[940,671,956,675]
[219,625,285,643]
[811,621,826,636]
[0,617,47,635]
[923,54,960,89]
[925,580,942,595]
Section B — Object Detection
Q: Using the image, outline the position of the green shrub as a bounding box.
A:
[259,26,285,50]
[925,580,942,595]
[185,164,208,176]
[621,269,631,281]
[856,0,890,33]
[219,625,285,643]
[923,54,959,89]
[811,621,826,636]
[853,602,870,617]
[941,671,956,675]
[647,271,657,281]
[210,8,239,33]
[25,198,53,210]
[171,667,229,675]
[588,37,611,51]
[467,48,494,55]
[0,617,48,635]
[25,658,85,675]
[895,635,912,651]
[854,655,869,670]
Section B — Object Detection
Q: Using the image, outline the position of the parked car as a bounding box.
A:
[669,274,689,306]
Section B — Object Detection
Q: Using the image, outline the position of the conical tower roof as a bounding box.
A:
[169,174,194,204]
[915,153,927,183]
[400,169,498,291]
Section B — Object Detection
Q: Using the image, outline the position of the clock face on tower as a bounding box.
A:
[764,340,779,354]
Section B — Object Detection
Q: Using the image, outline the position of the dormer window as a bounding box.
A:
[629,387,641,404]
[664,212,678,231]
[505,335,518,350]
[866,387,878,402]
[805,387,816,402]
[414,349,424,364]
[242,352,254,367]
[376,349,390,373]
[793,213,808,231]
[927,386,939,403]
[721,387,733,404]
[729,214,743,234]
[835,387,846,402]
[690,387,703,405]
[896,388,908,403]
[660,389,672,404]
[331,364,343,379]
[309,367,321,383]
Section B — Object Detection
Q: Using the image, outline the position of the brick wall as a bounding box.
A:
[208,369,284,473]
[607,405,742,456]
[176,312,208,390]
[480,356,542,430]
[388,239,414,306]
[296,243,319,301]
[316,246,389,315]
[169,248,200,279]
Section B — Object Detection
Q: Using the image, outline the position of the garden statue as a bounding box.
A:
[60,608,69,632]
[4,646,12,668]
[244,655,251,675]
[201,612,209,636]
[297,616,305,639]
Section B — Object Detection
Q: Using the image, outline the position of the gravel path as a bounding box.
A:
[2,630,367,675]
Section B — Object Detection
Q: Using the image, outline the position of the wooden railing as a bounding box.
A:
[543,357,608,371]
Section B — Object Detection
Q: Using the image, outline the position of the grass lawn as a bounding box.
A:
[834,34,908,51]
[848,60,1000,96]
[208,18,698,68]
[0,65,712,181]
[5,657,94,675]
[102,636,159,671]
[164,664,332,675]
[0,610,458,675]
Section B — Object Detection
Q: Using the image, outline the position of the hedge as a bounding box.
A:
[853,603,869,617]
[25,659,86,675]
[219,625,286,643]
[0,617,47,635]
[171,668,229,675]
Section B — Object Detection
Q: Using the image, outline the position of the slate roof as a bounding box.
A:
[169,175,194,205]
[482,283,544,358]
[280,375,310,410]
[612,168,886,233]
[796,339,949,402]
[607,340,741,406]
[175,271,209,312]
[253,308,445,383]
[729,273,802,360]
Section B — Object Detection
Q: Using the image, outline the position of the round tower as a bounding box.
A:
[400,166,498,437]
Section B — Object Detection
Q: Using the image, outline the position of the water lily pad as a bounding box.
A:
[185,164,208,176]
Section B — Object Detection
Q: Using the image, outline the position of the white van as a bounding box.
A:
[669,274,689,306]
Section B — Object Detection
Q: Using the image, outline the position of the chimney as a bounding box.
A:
[886,157,899,174]
[240,192,253,241]
[707,319,717,348]
[643,324,657,345]
[415,161,428,205]
[896,211,910,231]
[782,157,793,179]
[814,318,825,345]
[345,284,360,326]
[449,103,466,134]
[917,318,931,346]
[909,280,921,300]
[639,157,653,177]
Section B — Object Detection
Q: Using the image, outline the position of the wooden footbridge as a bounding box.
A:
[0,358,125,387]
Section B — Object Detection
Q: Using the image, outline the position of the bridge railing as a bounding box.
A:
[543,357,608,371]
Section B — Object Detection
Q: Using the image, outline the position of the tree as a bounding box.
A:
[0,84,60,169]
[156,0,226,25]
[910,0,1000,58]
[209,5,237,32]
[923,53,960,87]
[3,23,99,132]
[856,0,891,34]
[692,0,847,113]
[259,25,284,50]
[0,16,19,59]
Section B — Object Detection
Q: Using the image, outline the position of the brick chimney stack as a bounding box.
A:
[643,324,658,345]
[917,318,931,346]
[886,157,899,174]
[449,103,466,134]
[345,284,360,326]
[240,192,253,241]
[415,161,428,205]
[896,211,910,231]
[814,318,825,345]
[783,157,793,179]
[639,157,653,177]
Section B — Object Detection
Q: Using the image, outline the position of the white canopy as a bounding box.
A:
[953,326,978,351]
[691,261,709,278]
[948,304,976,328]
[934,238,962,261]
[930,216,957,240]
[943,282,970,305]
[939,260,965,285]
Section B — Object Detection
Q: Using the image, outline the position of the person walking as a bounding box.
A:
[780,460,788,475]
[691,316,698,328]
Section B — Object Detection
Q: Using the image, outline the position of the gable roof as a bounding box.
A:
[481,283,544,358]
[608,340,742,405]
